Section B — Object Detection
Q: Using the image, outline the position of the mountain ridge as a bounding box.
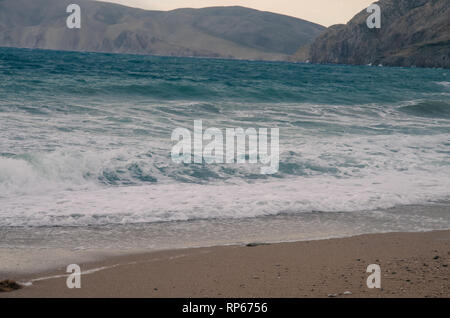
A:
[291,0,450,68]
[0,0,325,61]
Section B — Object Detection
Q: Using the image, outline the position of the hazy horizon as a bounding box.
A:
[96,0,376,27]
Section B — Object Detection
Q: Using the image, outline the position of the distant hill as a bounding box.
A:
[0,0,325,61]
[292,0,450,68]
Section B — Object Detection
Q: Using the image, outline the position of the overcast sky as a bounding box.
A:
[97,0,376,27]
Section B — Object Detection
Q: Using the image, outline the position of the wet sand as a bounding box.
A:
[1,230,449,298]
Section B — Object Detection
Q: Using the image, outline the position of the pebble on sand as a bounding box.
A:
[0,280,22,292]
[246,242,270,247]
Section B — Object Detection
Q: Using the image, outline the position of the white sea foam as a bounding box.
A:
[436,81,450,88]
[1,167,449,227]
[1,129,449,227]
[1,94,450,228]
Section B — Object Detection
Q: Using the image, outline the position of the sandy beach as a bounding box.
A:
[1,230,449,298]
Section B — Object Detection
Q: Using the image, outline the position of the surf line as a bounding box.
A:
[18,251,208,287]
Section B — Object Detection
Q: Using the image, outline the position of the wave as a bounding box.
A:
[0,150,162,196]
[398,100,450,118]
[2,131,449,195]
[436,81,450,88]
[1,130,449,227]
[1,170,449,227]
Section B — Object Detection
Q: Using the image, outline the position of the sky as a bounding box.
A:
[97,0,376,27]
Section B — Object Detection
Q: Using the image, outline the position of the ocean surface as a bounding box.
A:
[0,47,449,274]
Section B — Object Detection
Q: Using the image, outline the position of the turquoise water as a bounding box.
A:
[0,47,449,229]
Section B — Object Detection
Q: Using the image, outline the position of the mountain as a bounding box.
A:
[291,0,450,68]
[0,0,325,61]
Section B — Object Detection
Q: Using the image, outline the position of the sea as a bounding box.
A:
[0,47,449,275]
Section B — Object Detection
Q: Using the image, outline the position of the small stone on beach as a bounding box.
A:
[0,280,22,292]
[246,242,269,247]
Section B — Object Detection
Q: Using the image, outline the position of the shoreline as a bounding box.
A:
[2,203,449,277]
[1,230,449,298]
